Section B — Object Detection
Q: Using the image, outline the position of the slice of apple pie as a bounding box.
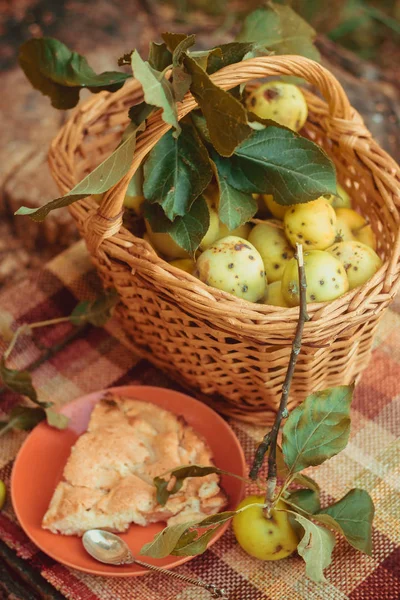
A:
[42,394,227,535]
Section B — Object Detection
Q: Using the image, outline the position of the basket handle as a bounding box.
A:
[86,55,365,252]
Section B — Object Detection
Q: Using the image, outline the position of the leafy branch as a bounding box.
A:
[0,290,118,436]
[141,260,374,580]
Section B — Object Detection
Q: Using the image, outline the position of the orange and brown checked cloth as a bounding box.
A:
[0,241,399,600]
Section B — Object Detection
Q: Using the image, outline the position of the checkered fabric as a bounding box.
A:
[0,241,399,600]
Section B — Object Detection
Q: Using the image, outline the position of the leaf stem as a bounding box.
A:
[0,421,14,439]
[2,297,113,365]
[263,243,309,515]
[0,324,88,397]
[3,316,73,362]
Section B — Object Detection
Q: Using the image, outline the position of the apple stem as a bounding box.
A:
[252,243,309,514]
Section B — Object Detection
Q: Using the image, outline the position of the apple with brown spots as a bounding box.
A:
[196,236,267,302]
[246,81,308,131]
[233,496,298,561]
[281,250,349,306]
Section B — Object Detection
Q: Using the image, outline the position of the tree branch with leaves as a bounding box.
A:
[143,249,374,581]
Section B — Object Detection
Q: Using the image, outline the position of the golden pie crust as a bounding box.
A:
[42,394,227,535]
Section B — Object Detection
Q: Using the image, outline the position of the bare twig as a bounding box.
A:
[0,324,88,396]
[249,244,309,509]
[264,244,309,513]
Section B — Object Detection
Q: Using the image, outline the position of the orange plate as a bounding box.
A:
[11,385,246,577]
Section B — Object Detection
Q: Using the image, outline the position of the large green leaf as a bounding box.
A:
[314,489,374,555]
[292,512,336,582]
[282,386,353,474]
[236,3,320,61]
[276,446,320,493]
[184,55,252,157]
[131,50,180,135]
[143,123,212,220]
[18,38,130,110]
[145,197,210,255]
[212,153,257,229]
[216,126,337,204]
[15,120,143,221]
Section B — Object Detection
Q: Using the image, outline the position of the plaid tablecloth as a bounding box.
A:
[0,241,399,600]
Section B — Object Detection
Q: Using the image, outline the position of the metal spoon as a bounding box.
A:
[82,529,228,598]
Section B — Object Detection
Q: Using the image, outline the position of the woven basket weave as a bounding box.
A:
[49,56,400,425]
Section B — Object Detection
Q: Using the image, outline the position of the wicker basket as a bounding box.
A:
[49,56,400,425]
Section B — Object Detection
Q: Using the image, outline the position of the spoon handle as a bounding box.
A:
[133,558,228,598]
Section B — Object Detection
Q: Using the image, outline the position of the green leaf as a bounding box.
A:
[162,32,192,53]
[216,126,337,204]
[145,196,210,255]
[184,55,252,157]
[206,42,257,74]
[236,3,320,62]
[140,520,201,558]
[0,406,46,436]
[131,50,180,135]
[141,511,236,558]
[15,120,143,221]
[148,42,172,71]
[128,102,156,125]
[18,38,130,110]
[276,444,289,477]
[277,446,321,494]
[190,111,211,144]
[314,489,374,555]
[293,473,321,494]
[197,510,237,528]
[292,512,336,582]
[143,122,212,220]
[171,512,236,557]
[282,386,353,475]
[0,359,37,403]
[170,35,195,101]
[45,408,69,430]
[126,167,143,198]
[69,289,119,327]
[172,527,218,556]
[212,153,257,229]
[160,33,195,102]
[189,47,223,71]
[286,489,321,514]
